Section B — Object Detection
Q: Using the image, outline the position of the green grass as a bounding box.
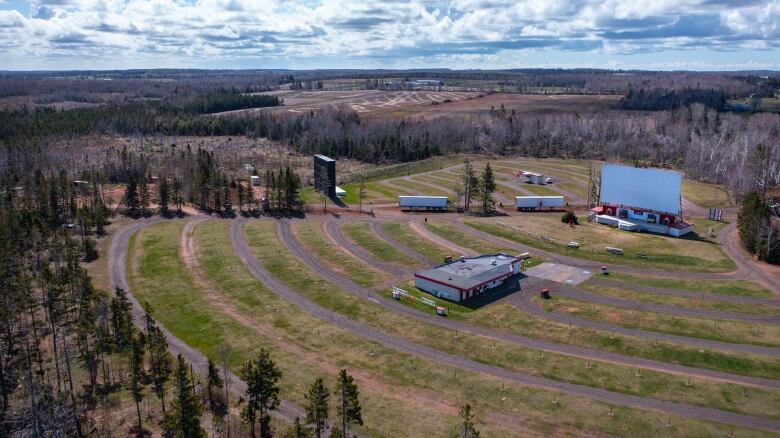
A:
[293,221,386,288]
[682,180,733,208]
[558,182,588,199]
[243,220,780,422]
[387,178,453,199]
[578,282,780,316]
[341,221,420,267]
[465,220,735,273]
[597,272,772,298]
[381,221,451,262]
[539,295,780,347]
[522,183,566,197]
[424,221,515,254]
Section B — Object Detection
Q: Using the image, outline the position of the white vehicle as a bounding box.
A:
[566,241,580,248]
[545,177,553,184]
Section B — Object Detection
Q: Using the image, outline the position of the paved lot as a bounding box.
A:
[523,262,594,285]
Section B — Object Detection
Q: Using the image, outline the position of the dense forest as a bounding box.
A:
[2,99,779,200]
[616,88,728,110]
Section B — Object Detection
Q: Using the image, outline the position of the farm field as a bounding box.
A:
[246,90,621,119]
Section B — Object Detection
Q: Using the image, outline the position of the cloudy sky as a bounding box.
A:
[0,0,778,71]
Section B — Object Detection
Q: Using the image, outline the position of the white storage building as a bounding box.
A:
[515,196,565,211]
[399,196,448,210]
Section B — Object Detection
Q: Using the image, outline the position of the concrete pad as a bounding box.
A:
[523,262,593,285]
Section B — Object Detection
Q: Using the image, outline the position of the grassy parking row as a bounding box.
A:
[537,295,780,347]
[341,221,421,267]
[597,272,773,297]
[464,219,735,272]
[578,282,780,315]
[381,221,451,262]
[293,221,387,288]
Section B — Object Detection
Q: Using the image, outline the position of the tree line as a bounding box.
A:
[616,88,727,111]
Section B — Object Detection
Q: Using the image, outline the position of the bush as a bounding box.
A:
[561,210,579,225]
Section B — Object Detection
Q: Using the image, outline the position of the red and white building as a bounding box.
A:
[591,164,693,237]
[414,254,522,302]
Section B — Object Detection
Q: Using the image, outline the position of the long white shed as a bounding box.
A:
[515,196,565,210]
[399,196,448,210]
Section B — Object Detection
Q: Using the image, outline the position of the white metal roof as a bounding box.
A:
[599,164,681,215]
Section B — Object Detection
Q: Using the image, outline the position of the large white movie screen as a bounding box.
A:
[599,164,681,215]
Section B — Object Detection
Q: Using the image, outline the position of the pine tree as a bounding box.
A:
[110,288,133,351]
[460,158,479,212]
[206,358,224,416]
[164,355,206,438]
[479,163,496,215]
[305,377,329,438]
[148,324,171,415]
[126,175,140,217]
[129,335,146,437]
[335,369,362,438]
[172,176,183,214]
[283,417,312,438]
[246,178,256,214]
[140,174,150,217]
[457,404,479,438]
[158,176,170,216]
[237,180,245,213]
[241,349,282,438]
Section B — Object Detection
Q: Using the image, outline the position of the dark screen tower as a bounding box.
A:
[313,154,336,198]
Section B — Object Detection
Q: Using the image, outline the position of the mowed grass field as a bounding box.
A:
[464,214,735,272]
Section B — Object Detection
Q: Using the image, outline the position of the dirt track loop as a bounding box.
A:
[227,218,780,433]
[108,218,305,425]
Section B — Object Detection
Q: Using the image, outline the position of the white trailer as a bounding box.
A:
[515,196,565,211]
[399,196,448,210]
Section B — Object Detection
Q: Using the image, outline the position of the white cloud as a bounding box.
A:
[0,0,778,69]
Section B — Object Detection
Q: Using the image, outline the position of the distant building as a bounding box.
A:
[519,171,545,185]
[313,154,336,198]
[414,254,522,302]
[591,164,692,237]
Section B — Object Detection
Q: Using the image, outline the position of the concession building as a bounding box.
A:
[591,164,693,237]
[414,254,522,302]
